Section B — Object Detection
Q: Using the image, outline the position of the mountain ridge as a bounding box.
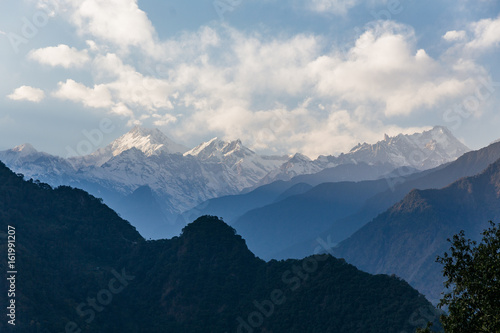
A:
[0,163,442,332]
[0,125,471,239]
[259,125,469,185]
[331,157,500,304]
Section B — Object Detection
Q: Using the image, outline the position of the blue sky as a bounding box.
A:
[1,0,499,158]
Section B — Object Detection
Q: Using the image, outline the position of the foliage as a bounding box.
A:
[436,222,500,332]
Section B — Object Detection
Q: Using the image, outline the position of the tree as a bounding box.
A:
[432,221,500,332]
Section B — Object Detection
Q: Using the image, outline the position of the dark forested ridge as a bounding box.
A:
[0,161,440,332]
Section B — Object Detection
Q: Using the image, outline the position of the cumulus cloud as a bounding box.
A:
[153,114,177,126]
[111,102,134,117]
[443,30,467,42]
[53,79,113,108]
[25,0,492,156]
[64,0,161,56]
[42,20,487,156]
[93,53,175,111]
[29,44,90,68]
[311,22,475,117]
[8,86,45,102]
[466,14,500,50]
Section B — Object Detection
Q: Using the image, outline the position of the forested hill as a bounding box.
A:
[0,161,440,332]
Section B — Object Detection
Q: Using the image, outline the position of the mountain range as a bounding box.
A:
[0,161,442,332]
[0,125,468,240]
[268,139,500,261]
[186,140,500,261]
[256,126,469,186]
[331,155,500,304]
[1,124,498,319]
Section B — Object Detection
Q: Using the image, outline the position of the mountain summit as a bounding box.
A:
[347,126,469,169]
[111,126,189,156]
[12,143,38,155]
[185,136,288,182]
[84,126,189,167]
[185,137,250,160]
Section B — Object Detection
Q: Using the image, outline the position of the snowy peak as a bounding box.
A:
[184,137,223,158]
[185,137,252,161]
[259,153,321,184]
[289,153,312,163]
[346,126,469,169]
[80,126,188,167]
[12,143,38,155]
[261,125,470,185]
[109,126,188,157]
[411,126,466,156]
[184,137,286,187]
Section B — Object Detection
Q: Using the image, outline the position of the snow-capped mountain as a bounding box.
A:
[345,126,469,169]
[0,127,288,238]
[70,126,189,168]
[185,137,288,186]
[258,153,323,184]
[0,125,470,239]
[0,143,76,184]
[261,126,470,184]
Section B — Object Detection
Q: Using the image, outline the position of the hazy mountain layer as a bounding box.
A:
[0,162,441,332]
[332,157,500,304]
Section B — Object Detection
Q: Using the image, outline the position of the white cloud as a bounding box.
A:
[30,0,489,157]
[51,53,176,115]
[43,21,486,156]
[443,30,467,42]
[153,113,177,126]
[86,40,99,51]
[8,86,45,102]
[65,0,161,56]
[53,79,113,108]
[111,102,134,117]
[0,30,6,35]
[29,44,90,68]
[93,53,174,111]
[311,22,474,117]
[307,0,359,15]
[466,14,500,50]
[304,0,394,15]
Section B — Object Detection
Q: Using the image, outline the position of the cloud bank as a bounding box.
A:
[10,0,496,157]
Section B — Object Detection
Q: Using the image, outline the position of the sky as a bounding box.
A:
[0,0,499,158]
